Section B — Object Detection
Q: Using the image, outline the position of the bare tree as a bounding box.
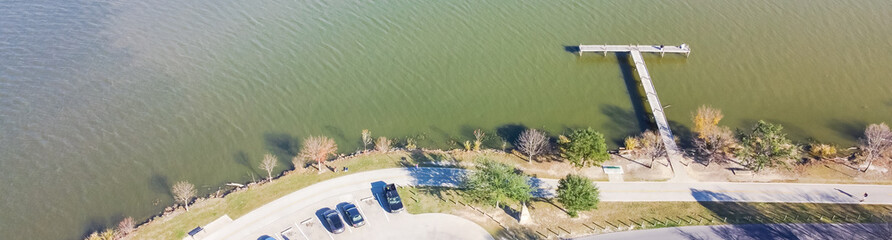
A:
[691,105,737,166]
[860,123,892,172]
[639,130,666,168]
[116,216,135,238]
[375,136,392,152]
[694,126,736,166]
[361,129,372,151]
[298,136,338,174]
[473,129,485,151]
[259,153,277,180]
[517,129,549,163]
[172,181,196,211]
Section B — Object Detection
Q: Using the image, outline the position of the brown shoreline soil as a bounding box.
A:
[684,156,892,184]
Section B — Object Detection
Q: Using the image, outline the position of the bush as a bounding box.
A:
[808,143,837,160]
[624,137,640,151]
[405,138,417,151]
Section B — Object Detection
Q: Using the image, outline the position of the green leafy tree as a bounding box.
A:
[556,174,600,217]
[464,158,532,208]
[737,120,798,172]
[560,128,609,167]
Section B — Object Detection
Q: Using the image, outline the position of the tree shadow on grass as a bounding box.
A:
[692,188,892,239]
[494,226,541,240]
[407,151,455,168]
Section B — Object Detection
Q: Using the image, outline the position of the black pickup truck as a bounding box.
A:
[383,183,404,213]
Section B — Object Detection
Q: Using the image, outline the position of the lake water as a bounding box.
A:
[1,0,890,238]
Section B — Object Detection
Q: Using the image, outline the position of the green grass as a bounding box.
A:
[126,150,892,239]
[398,186,892,239]
[130,152,408,240]
[128,151,521,240]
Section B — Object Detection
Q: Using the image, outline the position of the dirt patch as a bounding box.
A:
[686,157,892,184]
[447,150,672,181]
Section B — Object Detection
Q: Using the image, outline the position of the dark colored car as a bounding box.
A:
[323,209,345,234]
[342,203,366,227]
[383,183,404,212]
[258,235,276,240]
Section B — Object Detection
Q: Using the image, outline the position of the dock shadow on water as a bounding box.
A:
[600,104,646,146]
[563,45,580,54]
[690,189,892,239]
[615,52,654,133]
[668,120,693,149]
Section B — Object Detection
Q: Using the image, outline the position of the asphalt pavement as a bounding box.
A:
[200,167,892,239]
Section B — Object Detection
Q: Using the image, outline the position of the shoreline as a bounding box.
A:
[102,147,891,239]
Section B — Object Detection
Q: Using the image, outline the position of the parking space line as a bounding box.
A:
[382,208,390,222]
[353,201,371,226]
[320,218,334,240]
[293,223,310,240]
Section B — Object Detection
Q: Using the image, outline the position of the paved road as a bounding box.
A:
[201,167,892,239]
[534,177,892,204]
[201,168,473,240]
[574,223,892,240]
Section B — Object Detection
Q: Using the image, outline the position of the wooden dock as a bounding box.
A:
[578,44,690,57]
[577,44,691,181]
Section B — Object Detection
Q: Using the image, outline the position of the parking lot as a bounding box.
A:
[245,187,492,240]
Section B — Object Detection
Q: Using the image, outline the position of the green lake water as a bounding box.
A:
[1,0,890,238]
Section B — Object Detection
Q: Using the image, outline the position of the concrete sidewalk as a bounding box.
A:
[536,179,892,204]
